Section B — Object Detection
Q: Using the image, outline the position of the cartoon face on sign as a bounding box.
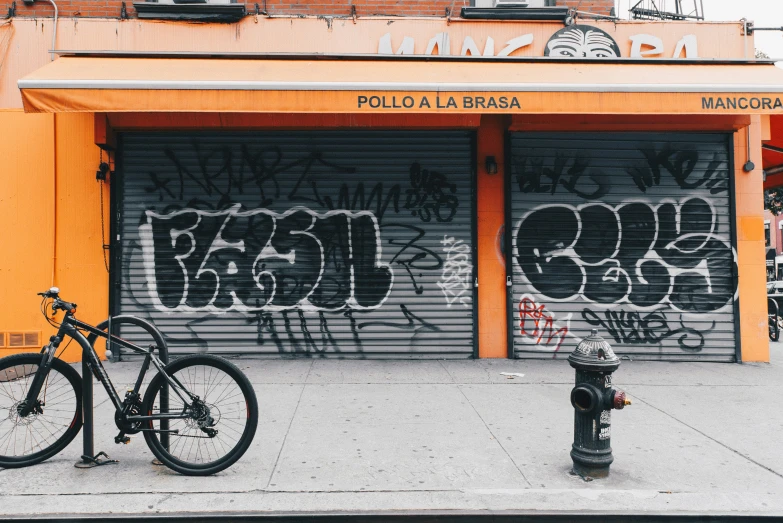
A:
[545,25,621,58]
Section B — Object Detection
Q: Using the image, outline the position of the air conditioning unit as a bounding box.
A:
[493,0,549,6]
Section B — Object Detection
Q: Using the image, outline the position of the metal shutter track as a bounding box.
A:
[119,131,475,356]
[508,132,737,361]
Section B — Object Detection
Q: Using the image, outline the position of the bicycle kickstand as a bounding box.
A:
[77,451,119,467]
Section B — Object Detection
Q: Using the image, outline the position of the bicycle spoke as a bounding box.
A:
[148,364,250,466]
[0,361,79,461]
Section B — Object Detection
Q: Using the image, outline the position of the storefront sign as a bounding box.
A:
[349,93,783,114]
[702,97,783,111]
[358,94,521,110]
[379,24,699,59]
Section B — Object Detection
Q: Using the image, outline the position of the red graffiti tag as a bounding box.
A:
[519,297,569,352]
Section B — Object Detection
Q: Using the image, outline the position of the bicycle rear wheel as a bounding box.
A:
[0,353,82,468]
[141,354,258,476]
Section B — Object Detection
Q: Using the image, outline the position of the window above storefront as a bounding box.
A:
[133,0,245,22]
[462,0,568,21]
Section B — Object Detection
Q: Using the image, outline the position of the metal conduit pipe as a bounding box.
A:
[23,0,58,60]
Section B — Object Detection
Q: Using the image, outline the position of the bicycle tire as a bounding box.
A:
[0,353,83,468]
[141,354,258,476]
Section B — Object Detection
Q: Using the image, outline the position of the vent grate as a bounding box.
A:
[5,332,41,348]
[24,332,39,347]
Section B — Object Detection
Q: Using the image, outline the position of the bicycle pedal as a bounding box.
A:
[114,435,131,444]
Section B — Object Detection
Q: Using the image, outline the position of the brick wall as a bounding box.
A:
[560,0,614,15]
[4,0,615,19]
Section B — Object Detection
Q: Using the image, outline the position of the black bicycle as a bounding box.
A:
[0,287,258,475]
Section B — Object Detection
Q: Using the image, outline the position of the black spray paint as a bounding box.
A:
[121,134,474,355]
[511,137,737,355]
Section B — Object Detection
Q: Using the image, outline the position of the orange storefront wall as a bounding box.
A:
[477,116,508,358]
[95,112,767,362]
[735,117,769,362]
[0,110,107,362]
[2,110,768,362]
[0,110,56,356]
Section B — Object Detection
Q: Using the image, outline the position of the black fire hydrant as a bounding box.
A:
[568,329,631,479]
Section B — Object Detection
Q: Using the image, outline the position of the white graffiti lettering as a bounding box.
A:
[497,34,535,57]
[629,34,664,57]
[514,197,737,313]
[425,32,451,55]
[460,35,495,57]
[437,235,472,308]
[631,34,697,58]
[139,204,393,314]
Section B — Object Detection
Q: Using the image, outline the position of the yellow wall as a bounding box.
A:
[0,110,107,362]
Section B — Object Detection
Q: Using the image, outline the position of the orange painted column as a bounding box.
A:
[53,112,109,362]
[476,115,508,358]
[0,110,55,357]
[734,116,770,362]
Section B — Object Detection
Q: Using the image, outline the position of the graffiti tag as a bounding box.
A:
[582,308,710,352]
[437,235,472,308]
[138,204,393,313]
[515,197,736,313]
[518,296,570,352]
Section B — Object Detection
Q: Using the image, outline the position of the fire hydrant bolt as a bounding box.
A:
[612,390,631,410]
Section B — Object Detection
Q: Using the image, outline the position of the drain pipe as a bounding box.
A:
[23,0,57,60]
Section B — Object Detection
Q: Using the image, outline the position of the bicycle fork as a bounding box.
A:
[17,335,63,418]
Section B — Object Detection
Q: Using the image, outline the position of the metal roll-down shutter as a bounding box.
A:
[508,132,737,361]
[118,131,475,357]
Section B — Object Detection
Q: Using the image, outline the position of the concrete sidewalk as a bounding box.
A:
[1,344,783,519]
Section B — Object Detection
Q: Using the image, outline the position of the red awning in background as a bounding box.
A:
[764,116,783,190]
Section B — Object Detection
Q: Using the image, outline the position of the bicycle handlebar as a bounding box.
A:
[38,287,77,312]
[37,286,60,298]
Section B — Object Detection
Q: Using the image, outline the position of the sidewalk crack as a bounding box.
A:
[264,359,314,490]
[455,384,532,488]
[438,360,457,383]
[628,390,783,480]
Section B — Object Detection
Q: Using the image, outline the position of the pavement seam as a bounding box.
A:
[627,389,783,481]
[0,488,462,497]
[263,359,314,491]
[452,382,533,488]
[439,360,457,383]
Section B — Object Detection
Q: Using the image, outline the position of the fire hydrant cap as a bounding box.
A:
[569,329,621,371]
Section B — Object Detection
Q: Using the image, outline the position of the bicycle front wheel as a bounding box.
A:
[141,354,258,476]
[0,353,82,468]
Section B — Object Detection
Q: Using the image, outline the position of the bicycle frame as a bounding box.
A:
[22,310,195,426]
